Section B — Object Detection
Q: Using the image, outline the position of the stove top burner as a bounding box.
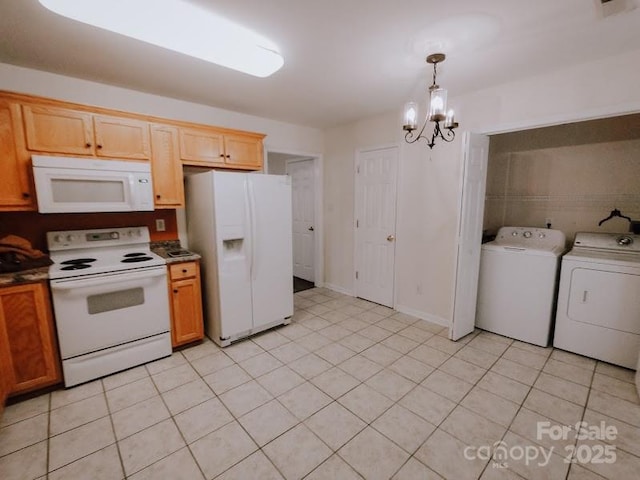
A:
[123,252,148,257]
[60,264,92,271]
[61,258,97,265]
[121,256,153,263]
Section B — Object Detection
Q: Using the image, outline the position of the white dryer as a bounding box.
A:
[476,227,566,346]
[553,232,640,369]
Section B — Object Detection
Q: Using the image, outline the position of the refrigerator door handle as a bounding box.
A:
[248,177,258,281]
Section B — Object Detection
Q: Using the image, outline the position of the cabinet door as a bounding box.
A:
[169,263,204,348]
[22,104,93,155]
[0,353,8,418]
[0,100,35,209]
[179,127,225,166]
[93,115,151,160]
[0,283,61,395]
[223,134,263,170]
[150,124,185,208]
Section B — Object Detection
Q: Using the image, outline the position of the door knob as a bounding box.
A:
[308,226,314,231]
[387,235,395,242]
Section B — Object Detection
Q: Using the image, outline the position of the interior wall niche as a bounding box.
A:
[484,113,640,242]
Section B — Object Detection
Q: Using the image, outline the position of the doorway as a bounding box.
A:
[266,150,323,293]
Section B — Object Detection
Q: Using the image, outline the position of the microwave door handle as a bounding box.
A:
[51,268,166,290]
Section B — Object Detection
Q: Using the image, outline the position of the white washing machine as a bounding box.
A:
[476,226,566,346]
[553,232,640,369]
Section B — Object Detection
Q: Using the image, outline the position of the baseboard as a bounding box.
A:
[323,283,354,297]
[394,304,451,328]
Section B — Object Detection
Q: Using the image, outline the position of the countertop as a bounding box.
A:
[0,241,200,287]
[150,240,201,264]
[0,267,50,287]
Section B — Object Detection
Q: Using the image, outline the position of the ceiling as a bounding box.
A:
[1,0,639,129]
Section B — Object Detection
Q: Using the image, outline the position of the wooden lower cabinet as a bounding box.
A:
[168,261,204,348]
[0,282,61,396]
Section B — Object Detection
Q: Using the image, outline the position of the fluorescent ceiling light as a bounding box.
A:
[39,0,284,77]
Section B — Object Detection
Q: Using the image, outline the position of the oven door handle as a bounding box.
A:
[50,268,166,291]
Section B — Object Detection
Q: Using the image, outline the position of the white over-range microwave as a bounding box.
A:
[32,155,154,213]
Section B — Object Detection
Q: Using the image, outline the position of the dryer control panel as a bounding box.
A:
[573,232,640,253]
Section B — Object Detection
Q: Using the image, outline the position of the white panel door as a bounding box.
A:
[451,133,490,340]
[248,174,294,329]
[287,159,315,282]
[355,146,398,307]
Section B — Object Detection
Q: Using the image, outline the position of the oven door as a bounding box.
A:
[50,266,170,359]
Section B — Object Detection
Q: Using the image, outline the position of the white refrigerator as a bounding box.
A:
[186,171,293,346]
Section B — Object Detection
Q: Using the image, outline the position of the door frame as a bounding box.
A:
[353,143,400,307]
[265,148,324,288]
[286,157,316,282]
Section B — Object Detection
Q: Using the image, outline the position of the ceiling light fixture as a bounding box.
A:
[38,0,284,78]
[403,53,458,148]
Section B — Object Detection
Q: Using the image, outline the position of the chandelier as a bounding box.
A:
[403,53,459,149]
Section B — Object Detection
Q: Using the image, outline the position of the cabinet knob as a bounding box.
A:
[22,192,30,198]
[173,289,178,294]
[219,154,225,158]
[226,154,230,159]
[156,194,161,199]
[97,144,103,149]
[182,269,187,273]
[85,143,92,148]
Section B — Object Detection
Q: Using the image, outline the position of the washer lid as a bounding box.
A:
[487,226,566,255]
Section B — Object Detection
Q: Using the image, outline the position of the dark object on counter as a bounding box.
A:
[630,221,640,234]
[0,234,53,273]
[598,208,631,226]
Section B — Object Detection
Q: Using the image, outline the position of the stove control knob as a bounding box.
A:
[110,232,119,239]
[538,232,546,238]
[53,234,64,243]
[523,231,532,238]
[511,231,518,236]
[66,234,77,242]
[128,229,138,237]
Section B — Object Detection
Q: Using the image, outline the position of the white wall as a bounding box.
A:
[322,48,640,327]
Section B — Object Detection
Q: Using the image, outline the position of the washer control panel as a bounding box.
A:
[494,226,566,252]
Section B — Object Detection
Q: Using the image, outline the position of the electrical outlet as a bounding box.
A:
[155,219,166,232]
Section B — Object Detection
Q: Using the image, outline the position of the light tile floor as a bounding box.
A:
[1,287,639,479]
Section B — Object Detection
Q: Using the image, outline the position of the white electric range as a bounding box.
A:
[48,226,171,387]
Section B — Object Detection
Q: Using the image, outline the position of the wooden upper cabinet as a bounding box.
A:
[224,134,263,169]
[150,124,185,208]
[179,126,264,170]
[22,105,150,160]
[22,104,93,155]
[179,127,225,166]
[0,99,35,210]
[93,115,151,160]
[0,282,62,396]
